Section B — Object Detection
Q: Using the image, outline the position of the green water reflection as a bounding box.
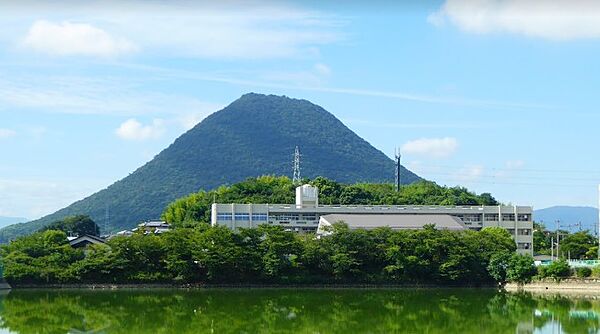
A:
[0,288,597,333]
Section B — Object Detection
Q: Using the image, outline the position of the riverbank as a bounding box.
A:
[506,278,600,295]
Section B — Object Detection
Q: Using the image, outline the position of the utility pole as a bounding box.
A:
[551,236,554,261]
[556,220,560,259]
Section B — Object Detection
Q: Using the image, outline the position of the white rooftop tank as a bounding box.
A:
[296,184,319,208]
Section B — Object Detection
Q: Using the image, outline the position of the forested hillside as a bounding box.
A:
[162,176,499,227]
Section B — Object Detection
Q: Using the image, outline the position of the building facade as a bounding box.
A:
[211,185,534,255]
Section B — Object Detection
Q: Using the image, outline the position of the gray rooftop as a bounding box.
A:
[319,214,467,231]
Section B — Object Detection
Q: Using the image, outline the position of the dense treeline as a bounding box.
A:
[533,222,598,259]
[0,223,533,286]
[41,215,100,237]
[162,176,499,227]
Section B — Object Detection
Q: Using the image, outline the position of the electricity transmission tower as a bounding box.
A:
[293,146,301,184]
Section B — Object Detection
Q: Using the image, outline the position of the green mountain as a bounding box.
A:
[534,206,598,232]
[0,93,420,241]
[0,217,27,229]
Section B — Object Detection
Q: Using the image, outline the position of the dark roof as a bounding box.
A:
[319,214,467,231]
[68,234,107,247]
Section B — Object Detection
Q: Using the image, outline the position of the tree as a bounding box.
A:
[257,226,302,280]
[506,254,536,286]
[42,215,100,237]
[560,231,596,259]
[532,222,551,255]
[0,230,83,284]
[487,252,512,285]
[191,226,245,282]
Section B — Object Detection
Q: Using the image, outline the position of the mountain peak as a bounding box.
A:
[0,94,421,241]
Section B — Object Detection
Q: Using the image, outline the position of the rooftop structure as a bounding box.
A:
[68,235,107,248]
[317,214,467,234]
[133,220,171,235]
[211,184,534,255]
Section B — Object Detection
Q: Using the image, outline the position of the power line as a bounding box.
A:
[419,170,600,182]
[411,163,600,175]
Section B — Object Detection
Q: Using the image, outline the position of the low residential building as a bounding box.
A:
[133,220,171,235]
[211,184,534,255]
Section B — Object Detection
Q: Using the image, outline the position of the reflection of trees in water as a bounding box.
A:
[0,289,598,333]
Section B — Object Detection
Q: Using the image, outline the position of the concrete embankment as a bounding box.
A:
[506,278,600,295]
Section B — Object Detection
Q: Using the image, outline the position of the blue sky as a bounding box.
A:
[1,0,600,222]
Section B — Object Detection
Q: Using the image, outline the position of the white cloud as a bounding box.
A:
[7,3,342,59]
[115,118,165,141]
[430,0,600,40]
[22,20,137,56]
[401,137,458,159]
[454,164,485,182]
[0,128,16,138]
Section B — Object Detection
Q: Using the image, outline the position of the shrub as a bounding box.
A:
[541,259,571,280]
[592,265,600,278]
[575,267,592,278]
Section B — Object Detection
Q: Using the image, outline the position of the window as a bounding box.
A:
[518,229,531,236]
[252,213,268,221]
[518,214,531,222]
[507,229,515,235]
[216,213,232,221]
[485,214,499,222]
[517,243,531,250]
[502,214,515,221]
[277,214,299,221]
[234,213,250,221]
[460,214,482,222]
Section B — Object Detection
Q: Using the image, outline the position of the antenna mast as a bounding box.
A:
[395,147,401,192]
[293,146,301,184]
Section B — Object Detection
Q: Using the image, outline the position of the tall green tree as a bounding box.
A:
[42,215,100,237]
[560,231,596,259]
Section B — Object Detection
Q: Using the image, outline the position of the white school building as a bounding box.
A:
[211,184,534,255]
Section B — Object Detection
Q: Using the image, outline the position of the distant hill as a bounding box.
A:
[0,217,27,229]
[534,206,598,232]
[0,93,420,241]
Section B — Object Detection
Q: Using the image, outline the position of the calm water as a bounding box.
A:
[0,288,597,333]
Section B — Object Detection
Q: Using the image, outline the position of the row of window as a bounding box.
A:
[484,214,532,222]
[216,213,268,221]
[216,212,532,223]
[506,229,532,236]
